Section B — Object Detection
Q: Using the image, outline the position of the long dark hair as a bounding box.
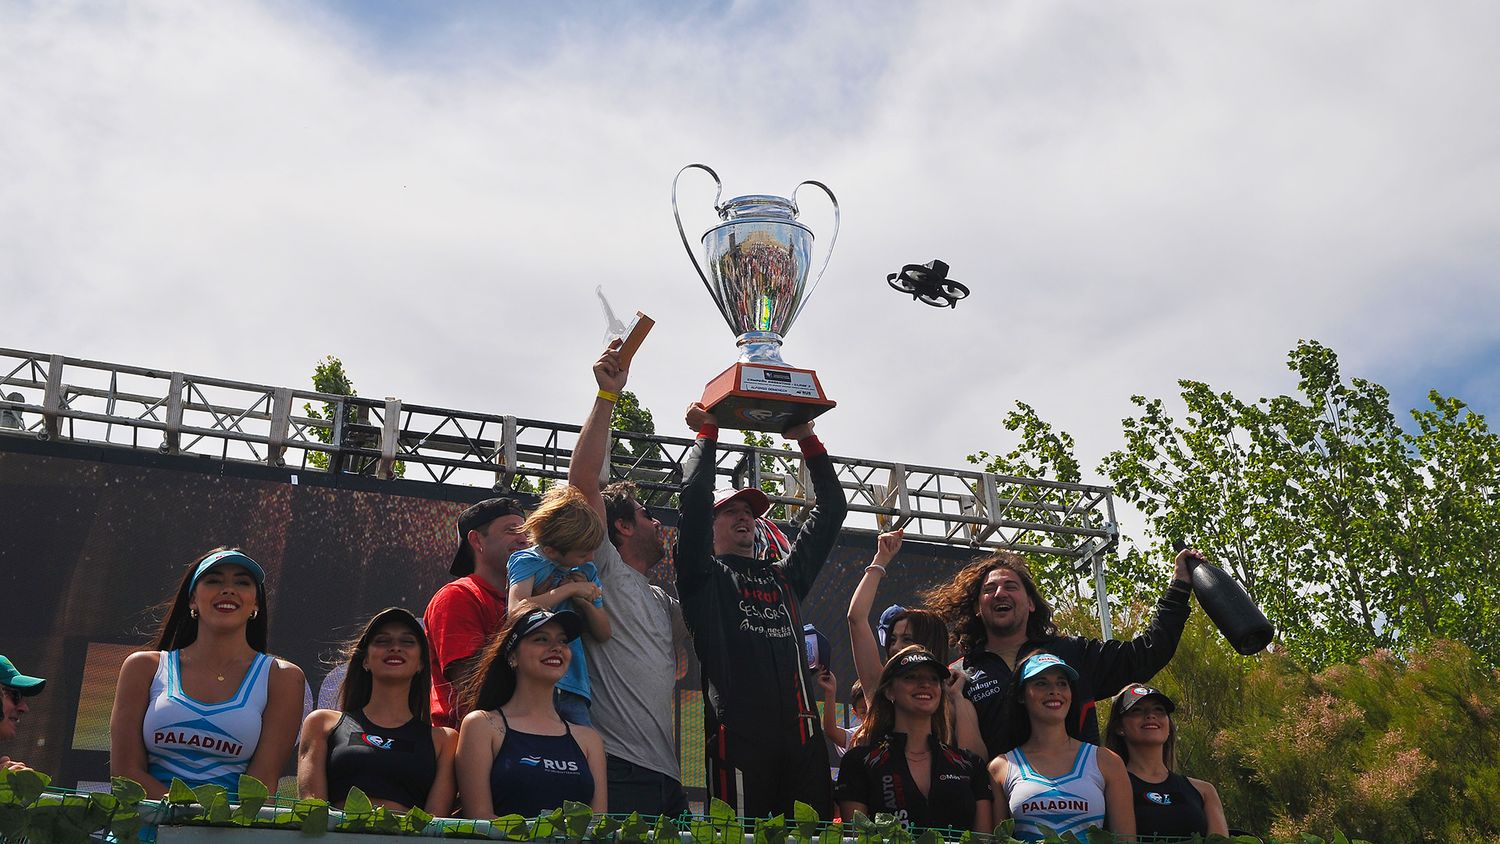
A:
[1103,685,1177,770]
[338,609,432,724]
[922,551,1054,657]
[460,602,562,714]
[151,546,269,652]
[886,609,951,664]
[852,645,952,748]
[994,650,1083,753]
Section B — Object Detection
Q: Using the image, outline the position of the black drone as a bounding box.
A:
[887,259,969,308]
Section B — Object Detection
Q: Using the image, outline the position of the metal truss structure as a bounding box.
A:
[0,347,1122,635]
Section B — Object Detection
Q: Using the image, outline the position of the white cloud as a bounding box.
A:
[2,0,1497,521]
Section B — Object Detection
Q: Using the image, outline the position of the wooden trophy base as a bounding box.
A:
[702,362,836,433]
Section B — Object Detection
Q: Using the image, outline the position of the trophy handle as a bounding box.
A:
[672,164,736,329]
[790,179,840,326]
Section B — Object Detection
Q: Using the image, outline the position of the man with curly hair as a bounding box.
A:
[923,548,1200,755]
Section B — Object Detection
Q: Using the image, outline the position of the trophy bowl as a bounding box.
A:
[673,165,839,432]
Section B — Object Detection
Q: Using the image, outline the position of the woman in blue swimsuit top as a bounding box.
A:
[454,605,607,818]
[988,653,1134,841]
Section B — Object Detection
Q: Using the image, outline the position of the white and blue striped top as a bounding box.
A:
[1003,742,1107,841]
[141,650,272,793]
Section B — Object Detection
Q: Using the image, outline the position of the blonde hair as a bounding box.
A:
[524,485,606,554]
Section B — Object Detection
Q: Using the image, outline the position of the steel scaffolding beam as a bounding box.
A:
[0,347,1120,575]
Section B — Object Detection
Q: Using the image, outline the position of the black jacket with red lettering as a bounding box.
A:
[675,432,848,754]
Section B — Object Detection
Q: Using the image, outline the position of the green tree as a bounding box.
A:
[1101,340,1500,667]
[966,402,1163,608]
[740,430,794,520]
[302,355,404,478]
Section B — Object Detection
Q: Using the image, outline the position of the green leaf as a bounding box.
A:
[294,798,330,835]
[0,767,51,807]
[753,814,787,844]
[342,785,374,819]
[561,799,594,838]
[592,813,622,841]
[110,777,147,807]
[915,829,943,844]
[708,797,736,824]
[492,814,532,841]
[651,812,678,844]
[689,817,719,844]
[620,811,649,843]
[231,775,269,825]
[166,778,196,805]
[817,822,844,844]
[533,806,562,841]
[399,805,434,835]
[190,783,231,824]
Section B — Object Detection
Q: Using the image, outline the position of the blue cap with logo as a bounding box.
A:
[1018,652,1079,683]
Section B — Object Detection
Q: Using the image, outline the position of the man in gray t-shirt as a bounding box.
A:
[569,340,690,817]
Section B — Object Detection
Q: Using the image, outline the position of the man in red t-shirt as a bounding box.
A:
[424,497,529,728]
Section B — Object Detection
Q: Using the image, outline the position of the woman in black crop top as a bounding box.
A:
[1102,684,1227,837]
[298,608,457,814]
[454,605,607,818]
[836,647,992,832]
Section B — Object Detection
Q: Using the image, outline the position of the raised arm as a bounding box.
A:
[816,667,850,750]
[1079,548,1198,697]
[674,403,719,594]
[847,530,902,700]
[777,420,849,599]
[569,341,627,523]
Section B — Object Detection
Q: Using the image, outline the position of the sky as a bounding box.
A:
[2,1,1498,516]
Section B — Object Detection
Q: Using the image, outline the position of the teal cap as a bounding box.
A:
[0,656,46,695]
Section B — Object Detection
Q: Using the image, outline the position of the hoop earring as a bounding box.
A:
[190,607,199,619]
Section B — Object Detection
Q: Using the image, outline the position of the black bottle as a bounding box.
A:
[1173,540,1274,655]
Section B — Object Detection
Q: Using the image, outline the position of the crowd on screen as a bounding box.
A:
[2,341,1234,841]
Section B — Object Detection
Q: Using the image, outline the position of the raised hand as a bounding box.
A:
[685,402,717,431]
[874,529,904,567]
[594,339,628,394]
[782,420,815,441]
[1173,546,1206,583]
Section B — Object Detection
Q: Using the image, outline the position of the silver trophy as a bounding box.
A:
[672,164,840,431]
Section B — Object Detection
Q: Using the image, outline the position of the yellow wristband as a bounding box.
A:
[597,389,619,403]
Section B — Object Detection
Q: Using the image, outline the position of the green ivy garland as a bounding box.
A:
[0,768,1371,844]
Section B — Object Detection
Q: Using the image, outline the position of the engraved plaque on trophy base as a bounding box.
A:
[701,362,836,433]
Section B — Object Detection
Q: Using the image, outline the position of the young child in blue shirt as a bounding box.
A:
[506,485,612,725]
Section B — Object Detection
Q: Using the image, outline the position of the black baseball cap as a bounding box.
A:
[450,497,526,577]
[885,647,946,681]
[1115,684,1176,714]
[503,607,585,656]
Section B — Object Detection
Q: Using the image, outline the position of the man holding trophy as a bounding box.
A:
[671,165,848,818]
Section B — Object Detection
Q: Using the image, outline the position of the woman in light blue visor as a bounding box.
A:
[110,548,305,799]
[989,652,1134,841]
